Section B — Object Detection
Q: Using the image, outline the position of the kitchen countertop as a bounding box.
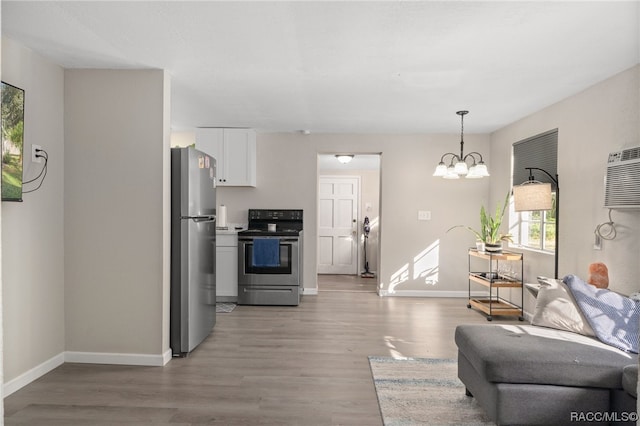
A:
[216,223,246,235]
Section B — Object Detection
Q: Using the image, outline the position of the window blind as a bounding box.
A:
[512,129,558,190]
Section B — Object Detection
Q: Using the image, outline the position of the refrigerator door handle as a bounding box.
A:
[182,215,216,223]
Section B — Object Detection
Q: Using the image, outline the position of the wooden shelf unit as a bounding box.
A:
[467,248,524,321]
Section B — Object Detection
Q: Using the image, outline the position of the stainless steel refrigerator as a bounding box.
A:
[170,146,217,356]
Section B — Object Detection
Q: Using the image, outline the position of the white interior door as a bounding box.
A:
[318,176,359,274]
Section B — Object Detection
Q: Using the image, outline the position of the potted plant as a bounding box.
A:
[448,192,512,253]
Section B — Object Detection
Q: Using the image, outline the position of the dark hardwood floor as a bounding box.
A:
[4,275,511,425]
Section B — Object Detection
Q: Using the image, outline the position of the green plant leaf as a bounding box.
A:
[448,192,512,244]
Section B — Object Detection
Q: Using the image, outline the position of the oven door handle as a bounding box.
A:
[238,238,298,243]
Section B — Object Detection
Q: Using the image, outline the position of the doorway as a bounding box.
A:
[317,153,381,292]
[318,175,360,275]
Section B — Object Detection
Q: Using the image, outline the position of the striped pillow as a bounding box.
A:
[563,274,640,353]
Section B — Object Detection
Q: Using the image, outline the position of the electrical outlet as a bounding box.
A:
[593,234,602,250]
[418,210,431,221]
[31,144,42,163]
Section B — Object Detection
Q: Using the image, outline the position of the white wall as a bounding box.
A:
[215,133,491,296]
[64,69,170,358]
[201,63,640,302]
[1,39,171,394]
[490,65,640,311]
[1,38,65,382]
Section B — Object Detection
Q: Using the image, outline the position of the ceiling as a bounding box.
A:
[2,1,639,134]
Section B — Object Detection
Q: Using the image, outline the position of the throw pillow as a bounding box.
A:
[563,274,640,353]
[531,277,595,337]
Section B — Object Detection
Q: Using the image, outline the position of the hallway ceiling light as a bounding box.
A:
[336,154,354,164]
[433,110,490,179]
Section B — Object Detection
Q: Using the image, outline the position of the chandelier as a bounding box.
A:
[433,110,489,179]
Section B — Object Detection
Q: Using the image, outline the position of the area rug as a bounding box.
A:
[216,302,237,313]
[368,356,494,426]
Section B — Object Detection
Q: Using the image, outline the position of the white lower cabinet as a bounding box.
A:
[216,233,238,301]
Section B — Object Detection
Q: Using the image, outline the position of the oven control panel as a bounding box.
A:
[248,209,303,221]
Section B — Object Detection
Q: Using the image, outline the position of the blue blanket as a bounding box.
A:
[564,274,640,353]
[252,238,280,267]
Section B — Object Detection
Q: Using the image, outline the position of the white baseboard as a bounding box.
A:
[162,349,173,365]
[3,349,172,399]
[379,290,489,298]
[3,352,65,397]
[378,290,533,319]
[65,350,170,367]
[303,287,481,298]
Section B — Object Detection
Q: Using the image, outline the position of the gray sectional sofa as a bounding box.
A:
[455,274,640,425]
[455,324,637,425]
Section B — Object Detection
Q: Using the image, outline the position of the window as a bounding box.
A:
[513,193,556,251]
[510,129,558,252]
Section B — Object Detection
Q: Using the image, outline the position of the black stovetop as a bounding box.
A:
[238,209,303,238]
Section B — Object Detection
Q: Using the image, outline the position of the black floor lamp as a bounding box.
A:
[513,167,560,279]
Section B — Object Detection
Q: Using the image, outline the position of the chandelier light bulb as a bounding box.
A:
[433,162,448,176]
[443,165,460,179]
[454,160,468,175]
[466,165,482,179]
[474,162,490,177]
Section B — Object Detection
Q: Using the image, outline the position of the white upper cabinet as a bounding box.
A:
[196,128,256,187]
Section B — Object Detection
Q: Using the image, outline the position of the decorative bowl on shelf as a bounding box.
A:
[484,242,503,253]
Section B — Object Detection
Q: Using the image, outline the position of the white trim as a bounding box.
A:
[64,351,169,367]
[3,350,173,398]
[509,243,554,257]
[378,290,533,320]
[162,349,173,365]
[302,287,318,295]
[378,290,489,298]
[3,352,65,397]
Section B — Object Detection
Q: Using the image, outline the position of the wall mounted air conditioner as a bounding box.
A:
[604,146,640,209]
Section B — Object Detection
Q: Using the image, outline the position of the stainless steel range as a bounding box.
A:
[237,209,303,306]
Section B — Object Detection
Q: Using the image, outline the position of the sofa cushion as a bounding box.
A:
[455,324,636,389]
[622,364,638,397]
